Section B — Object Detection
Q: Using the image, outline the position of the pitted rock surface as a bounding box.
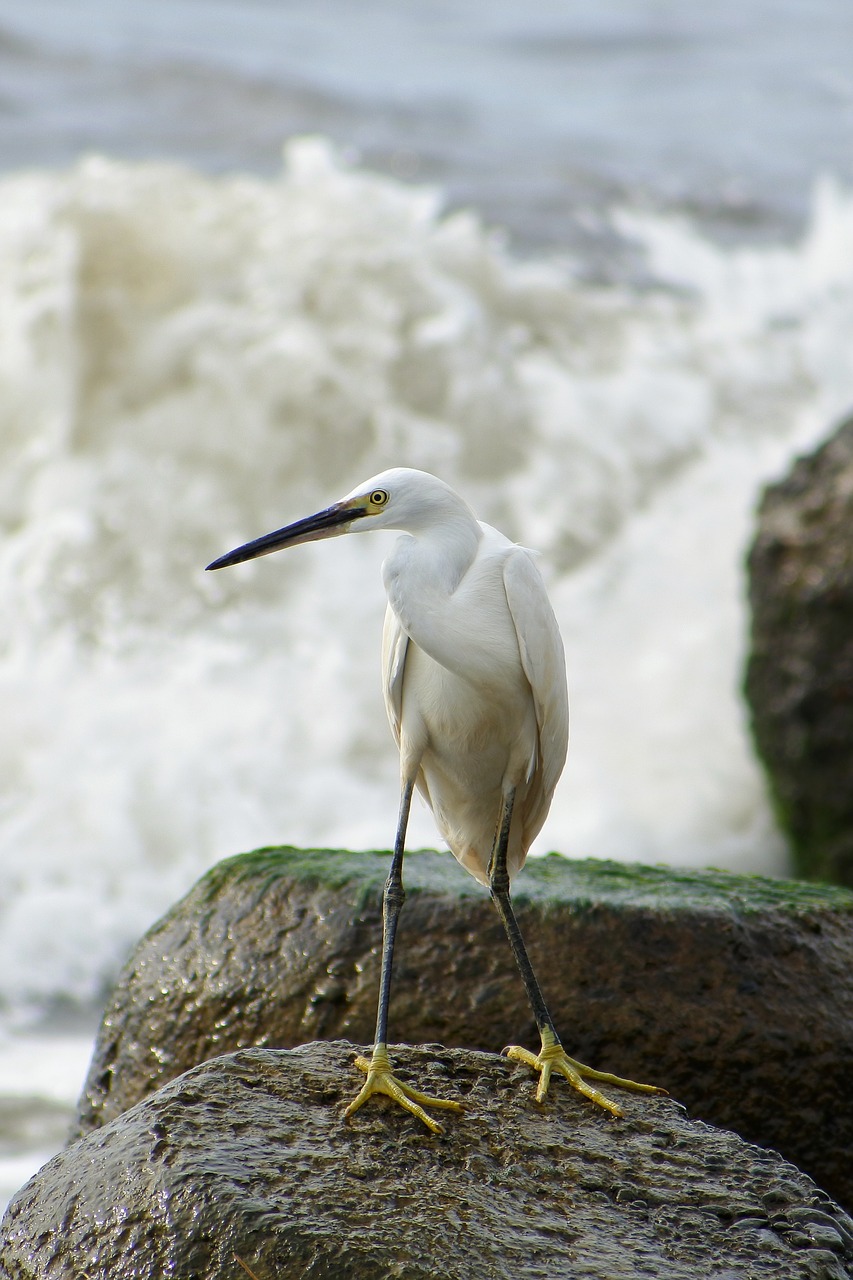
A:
[6,1043,853,1280]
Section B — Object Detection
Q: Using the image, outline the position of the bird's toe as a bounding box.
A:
[506,1030,666,1117]
[343,1046,464,1134]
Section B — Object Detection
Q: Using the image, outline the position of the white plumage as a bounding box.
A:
[375,471,568,884]
[208,466,661,1132]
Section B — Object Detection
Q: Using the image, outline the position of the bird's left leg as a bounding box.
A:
[489,788,666,1117]
[344,777,464,1134]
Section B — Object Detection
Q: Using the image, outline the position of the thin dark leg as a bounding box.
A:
[344,775,463,1131]
[490,789,666,1112]
[488,787,559,1041]
[373,777,414,1049]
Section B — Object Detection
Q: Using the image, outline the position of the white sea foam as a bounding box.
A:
[0,1023,95,1213]
[2,140,853,1023]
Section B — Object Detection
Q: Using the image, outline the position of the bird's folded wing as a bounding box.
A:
[381,604,409,749]
[502,548,569,808]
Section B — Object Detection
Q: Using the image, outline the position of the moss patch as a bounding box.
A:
[198,845,853,919]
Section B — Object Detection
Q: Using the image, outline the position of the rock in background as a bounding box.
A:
[745,416,853,887]
[6,1043,853,1280]
[71,847,853,1211]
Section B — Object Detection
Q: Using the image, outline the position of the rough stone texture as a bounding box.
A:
[72,847,853,1212]
[6,1043,853,1280]
[745,415,853,886]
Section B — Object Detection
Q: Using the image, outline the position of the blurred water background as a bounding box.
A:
[2,0,853,1210]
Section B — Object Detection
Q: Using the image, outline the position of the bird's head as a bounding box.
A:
[206,468,473,571]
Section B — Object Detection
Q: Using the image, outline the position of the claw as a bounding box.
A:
[505,1027,667,1117]
[344,1045,465,1134]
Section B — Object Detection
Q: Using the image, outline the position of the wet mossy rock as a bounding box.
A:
[73,847,853,1212]
[8,1043,853,1280]
[745,415,853,886]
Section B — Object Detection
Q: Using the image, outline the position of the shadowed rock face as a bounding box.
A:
[71,848,853,1211]
[745,415,853,887]
[6,1043,853,1280]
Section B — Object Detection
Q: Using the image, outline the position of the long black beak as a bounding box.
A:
[206,501,365,571]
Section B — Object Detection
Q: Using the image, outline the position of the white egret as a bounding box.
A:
[207,468,663,1131]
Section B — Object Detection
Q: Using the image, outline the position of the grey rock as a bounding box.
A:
[72,848,853,1212]
[6,1043,853,1280]
[745,415,853,886]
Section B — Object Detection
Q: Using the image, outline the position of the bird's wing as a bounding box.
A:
[503,548,569,843]
[381,602,409,750]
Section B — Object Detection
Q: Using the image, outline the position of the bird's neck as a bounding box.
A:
[382,514,483,646]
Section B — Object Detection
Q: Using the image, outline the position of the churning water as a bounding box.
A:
[2,0,853,1210]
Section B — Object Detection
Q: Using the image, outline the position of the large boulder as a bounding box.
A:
[745,416,853,886]
[6,1043,853,1280]
[72,847,853,1210]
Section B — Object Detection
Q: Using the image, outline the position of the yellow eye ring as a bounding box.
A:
[370,489,389,507]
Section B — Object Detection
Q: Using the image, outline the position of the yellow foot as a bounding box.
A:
[505,1028,667,1118]
[343,1044,465,1135]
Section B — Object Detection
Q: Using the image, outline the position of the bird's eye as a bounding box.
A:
[370,489,389,507]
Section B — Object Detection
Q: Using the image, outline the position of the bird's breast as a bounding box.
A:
[401,640,535,780]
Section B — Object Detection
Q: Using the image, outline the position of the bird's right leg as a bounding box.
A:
[344,777,464,1134]
[489,788,665,1117]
